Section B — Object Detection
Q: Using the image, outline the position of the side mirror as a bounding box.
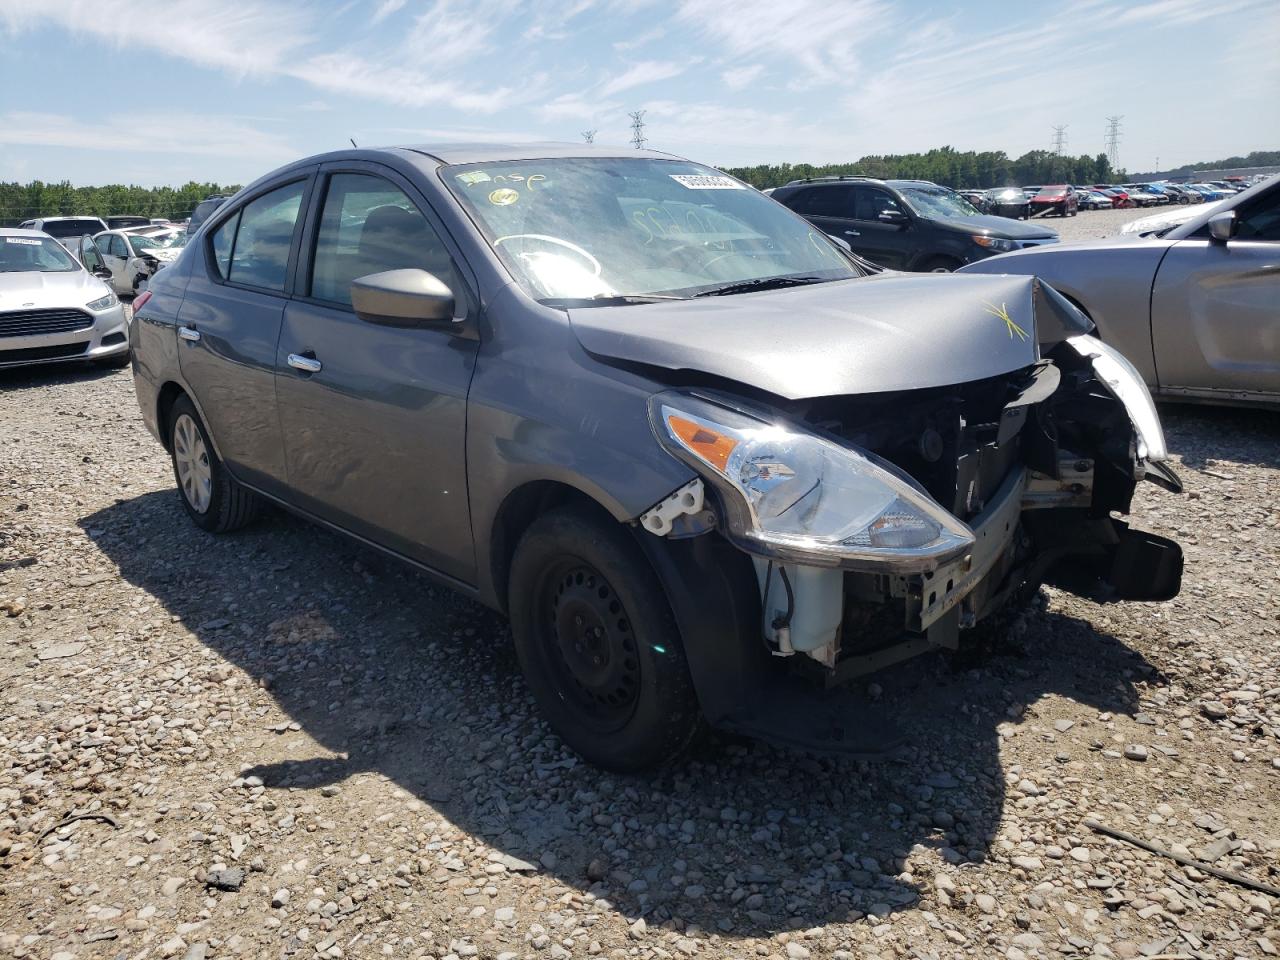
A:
[351,268,455,327]
[1207,211,1236,243]
[92,266,113,279]
[878,209,908,227]
[826,234,852,252]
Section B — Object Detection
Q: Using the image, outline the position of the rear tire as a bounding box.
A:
[167,395,262,533]
[508,507,701,771]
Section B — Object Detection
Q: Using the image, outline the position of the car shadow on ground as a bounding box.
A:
[83,489,1162,937]
[0,362,124,390]
[1160,403,1280,470]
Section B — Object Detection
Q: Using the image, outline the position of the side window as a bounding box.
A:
[1236,192,1280,241]
[309,172,459,310]
[855,188,904,221]
[791,185,854,218]
[210,211,240,279]
[107,234,127,257]
[80,237,105,273]
[224,180,306,291]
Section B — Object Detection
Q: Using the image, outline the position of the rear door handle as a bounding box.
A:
[178,326,201,342]
[288,353,322,374]
[844,230,861,237]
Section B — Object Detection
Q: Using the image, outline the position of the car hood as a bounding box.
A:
[568,273,1083,401]
[0,269,109,309]
[929,215,1058,240]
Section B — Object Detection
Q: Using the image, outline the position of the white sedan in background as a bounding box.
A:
[93,227,188,296]
[0,229,130,370]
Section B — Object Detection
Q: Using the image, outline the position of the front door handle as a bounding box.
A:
[178,326,201,342]
[844,229,861,237]
[287,353,322,374]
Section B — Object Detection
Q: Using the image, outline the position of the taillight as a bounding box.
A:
[132,290,153,314]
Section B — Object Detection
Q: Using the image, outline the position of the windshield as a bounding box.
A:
[0,235,78,273]
[1036,186,1067,197]
[900,187,982,219]
[40,218,105,239]
[442,158,862,301]
[130,232,186,252]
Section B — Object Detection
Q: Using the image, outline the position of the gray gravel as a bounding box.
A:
[1,340,1277,958]
[1033,206,1165,243]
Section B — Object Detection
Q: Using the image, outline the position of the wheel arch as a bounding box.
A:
[487,479,620,614]
[156,381,189,452]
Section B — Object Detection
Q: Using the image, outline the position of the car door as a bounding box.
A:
[787,184,860,253]
[175,176,312,496]
[849,187,913,269]
[101,234,130,293]
[1150,187,1280,402]
[276,165,480,582]
[78,235,108,280]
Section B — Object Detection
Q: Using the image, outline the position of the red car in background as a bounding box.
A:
[1093,185,1134,208]
[1030,184,1079,217]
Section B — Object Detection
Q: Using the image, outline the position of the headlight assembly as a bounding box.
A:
[973,235,1017,253]
[86,292,119,311]
[1066,334,1168,462]
[649,393,974,572]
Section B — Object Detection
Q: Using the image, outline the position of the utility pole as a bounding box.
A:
[1051,125,1068,155]
[581,129,597,144]
[628,110,647,150]
[1104,116,1123,171]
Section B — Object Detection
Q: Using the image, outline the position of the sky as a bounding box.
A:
[1,0,1276,187]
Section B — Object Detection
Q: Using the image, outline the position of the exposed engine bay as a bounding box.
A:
[641,337,1184,687]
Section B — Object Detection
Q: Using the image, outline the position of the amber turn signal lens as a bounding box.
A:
[667,415,738,473]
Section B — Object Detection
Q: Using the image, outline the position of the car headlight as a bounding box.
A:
[649,393,975,571]
[86,292,118,311]
[1066,334,1168,462]
[973,236,1017,253]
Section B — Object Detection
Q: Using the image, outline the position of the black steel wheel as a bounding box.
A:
[508,506,701,771]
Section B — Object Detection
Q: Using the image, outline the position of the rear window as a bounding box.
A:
[41,218,106,239]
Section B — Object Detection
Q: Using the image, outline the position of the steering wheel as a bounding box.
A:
[494,234,601,277]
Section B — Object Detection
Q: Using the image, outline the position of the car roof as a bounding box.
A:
[0,227,55,238]
[394,142,681,164]
[28,215,105,223]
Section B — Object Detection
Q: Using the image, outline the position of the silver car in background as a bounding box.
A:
[0,229,130,370]
[961,177,1280,408]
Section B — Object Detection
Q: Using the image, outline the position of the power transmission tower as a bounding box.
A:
[1051,125,1068,155]
[628,110,647,150]
[581,129,597,144]
[1104,116,1123,170]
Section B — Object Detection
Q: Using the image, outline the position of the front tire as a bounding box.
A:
[167,395,262,533]
[920,256,960,273]
[508,507,701,771]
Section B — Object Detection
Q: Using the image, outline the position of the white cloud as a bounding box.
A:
[370,0,406,23]
[721,64,763,90]
[598,60,689,98]
[676,0,893,84]
[0,0,310,76]
[0,111,297,160]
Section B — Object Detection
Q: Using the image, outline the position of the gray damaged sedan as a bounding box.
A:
[962,176,1280,409]
[130,144,1183,770]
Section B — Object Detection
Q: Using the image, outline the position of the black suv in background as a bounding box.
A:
[772,176,1059,272]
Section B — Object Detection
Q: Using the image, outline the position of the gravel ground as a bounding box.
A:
[2,293,1278,960]
[1029,206,1163,243]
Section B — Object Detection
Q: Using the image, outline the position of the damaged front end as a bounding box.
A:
[636,284,1182,755]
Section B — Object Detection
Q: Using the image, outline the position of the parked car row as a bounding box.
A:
[960,176,1269,220]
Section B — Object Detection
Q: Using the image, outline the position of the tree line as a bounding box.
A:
[0,181,241,227]
[722,147,1117,190]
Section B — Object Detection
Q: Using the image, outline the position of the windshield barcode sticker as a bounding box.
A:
[5,237,42,245]
[669,175,744,190]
